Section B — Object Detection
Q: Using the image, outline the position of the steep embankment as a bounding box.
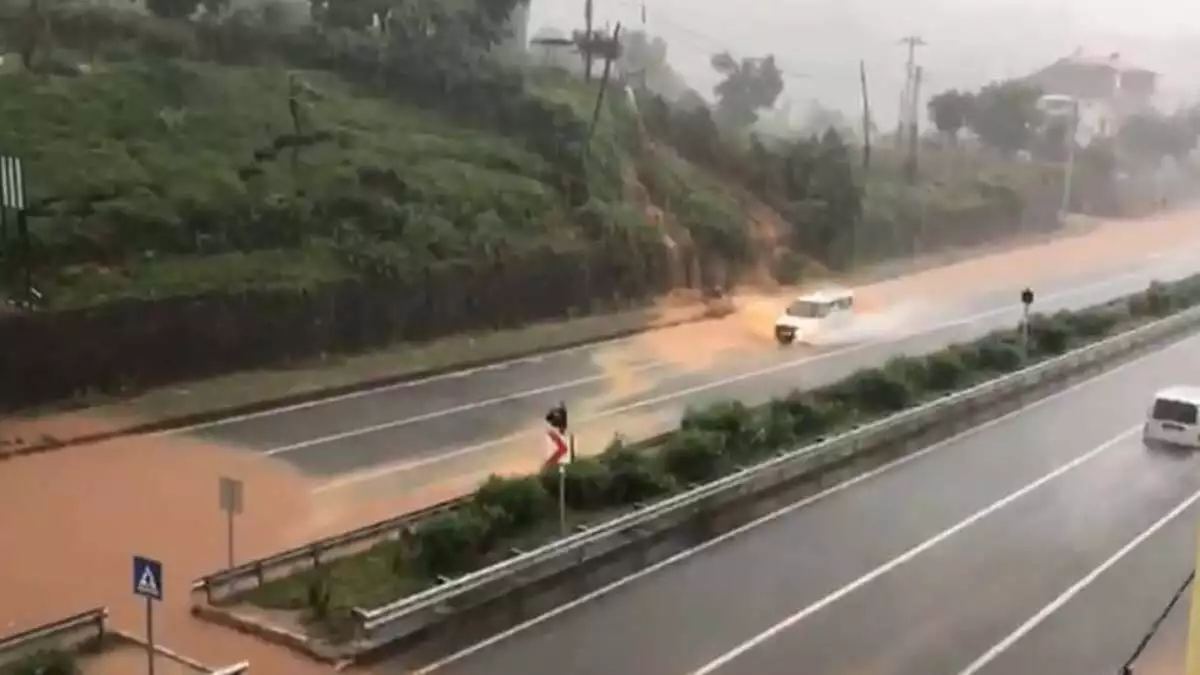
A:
[0,10,807,409]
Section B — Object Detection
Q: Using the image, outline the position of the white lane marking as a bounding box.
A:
[684,426,1141,675]
[954,488,1200,675]
[190,250,1199,438]
[173,324,694,433]
[252,361,678,455]
[305,268,1182,488]
[273,270,1154,459]
[413,335,1197,674]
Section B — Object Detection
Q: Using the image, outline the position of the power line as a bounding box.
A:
[1118,569,1193,674]
[608,0,810,80]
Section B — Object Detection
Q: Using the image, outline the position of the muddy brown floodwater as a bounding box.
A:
[0,427,408,673]
[2,210,1200,672]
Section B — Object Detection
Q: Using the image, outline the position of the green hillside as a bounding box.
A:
[0,0,1067,409]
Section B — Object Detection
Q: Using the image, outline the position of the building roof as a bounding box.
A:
[1041,50,1158,76]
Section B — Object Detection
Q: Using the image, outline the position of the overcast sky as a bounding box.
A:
[527,0,1200,125]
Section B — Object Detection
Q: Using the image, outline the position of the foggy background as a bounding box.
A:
[529,0,1200,128]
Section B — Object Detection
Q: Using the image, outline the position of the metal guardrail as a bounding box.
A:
[189,289,1181,606]
[0,607,108,667]
[192,496,463,602]
[191,434,669,603]
[349,303,1200,643]
[211,661,251,674]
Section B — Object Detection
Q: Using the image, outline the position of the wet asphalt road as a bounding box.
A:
[185,248,1200,488]
[409,328,1200,675]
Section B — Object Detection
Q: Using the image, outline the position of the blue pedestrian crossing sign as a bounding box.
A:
[133,555,163,601]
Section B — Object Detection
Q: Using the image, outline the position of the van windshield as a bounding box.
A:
[1152,398,1198,425]
[786,300,831,318]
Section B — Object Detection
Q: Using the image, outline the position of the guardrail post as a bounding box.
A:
[254,563,264,586]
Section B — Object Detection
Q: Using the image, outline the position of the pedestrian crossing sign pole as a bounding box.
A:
[0,155,30,304]
[133,555,164,675]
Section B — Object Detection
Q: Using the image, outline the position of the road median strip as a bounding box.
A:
[189,275,1200,666]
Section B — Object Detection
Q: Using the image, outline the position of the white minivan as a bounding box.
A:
[774,288,856,345]
[1143,386,1200,448]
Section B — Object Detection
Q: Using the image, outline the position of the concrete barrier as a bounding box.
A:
[0,607,107,667]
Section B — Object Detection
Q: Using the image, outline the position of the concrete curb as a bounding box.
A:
[110,628,216,673]
[189,604,341,665]
[0,300,734,459]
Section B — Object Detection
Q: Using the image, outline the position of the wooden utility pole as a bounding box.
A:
[896,35,926,148]
[860,59,872,171]
[903,65,923,184]
[587,23,622,147]
[583,0,595,82]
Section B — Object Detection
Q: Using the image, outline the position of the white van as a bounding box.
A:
[774,288,856,345]
[1143,386,1200,448]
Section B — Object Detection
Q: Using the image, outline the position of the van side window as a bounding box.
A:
[1152,398,1198,424]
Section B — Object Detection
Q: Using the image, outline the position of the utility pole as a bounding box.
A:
[583,0,595,82]
[903,64,923,185]
[859,59,872,172]
[896,35,926,148]
[1059,99,1079,221]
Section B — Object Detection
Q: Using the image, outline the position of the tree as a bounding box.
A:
[620,30,688,101]
[1118,112,1199,166]
[710,51,785,130]
[147,0,200,19]
[967,80,1042,155]
[926,89,974,144]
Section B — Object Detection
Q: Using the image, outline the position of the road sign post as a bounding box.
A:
[544,426,570,537]
[133,555,163,675]
[558,463,567,537]
[219,476,244,570]
[1020,287,1035,357]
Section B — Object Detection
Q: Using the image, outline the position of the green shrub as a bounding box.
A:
[6,650,80,675]
[1170,276,1200,306]
[600,439,676,504]
[921,347,970,391]
[1065,305,1125,339]
[412,507,492,577]
[760,399,798,450]
[306,567,332,619]
[681,400,759,455]
[1130,281,1174,317]
[883,355,928,387]
[972,332,1025,372]
[830,367,915,413]
[1027,313,1073,355]
[473,475,552,536]
[662,429,728,483]
[778,390,837,437]
[540,457,611,511]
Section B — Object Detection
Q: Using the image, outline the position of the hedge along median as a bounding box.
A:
[233,274,1200,642]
